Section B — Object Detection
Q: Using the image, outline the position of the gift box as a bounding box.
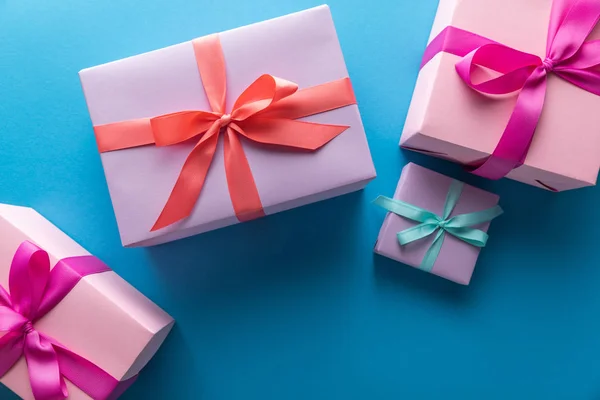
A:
[0,204,174,399]
[401,0,600,192]
[79,5,376,247]
[374,163,502,285]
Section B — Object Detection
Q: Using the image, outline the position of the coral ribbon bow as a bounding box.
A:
[0,241,124,400]
[94,34,357,231]
[422,0,600,180]
[374,181,503,272]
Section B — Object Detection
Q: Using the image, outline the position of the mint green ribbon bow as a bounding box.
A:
[374,180,503,272]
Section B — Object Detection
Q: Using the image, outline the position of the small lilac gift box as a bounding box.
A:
[374,163,502,285]
[79,5,376,247]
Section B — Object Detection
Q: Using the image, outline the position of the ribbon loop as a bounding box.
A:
[374,180,502,271]
[231,74,299,120]
[455,44,542,95]
[9,242,51,320]
[546,0,600,62]
[444,226,489,247]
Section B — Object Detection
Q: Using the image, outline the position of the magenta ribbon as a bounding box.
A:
[0,241,126,400]
[422,0,600,179]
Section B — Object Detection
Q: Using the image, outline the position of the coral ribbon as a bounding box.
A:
[94,34,357,231]
[0,241,126,400]
[421,0,600,179]
[374,181,503,272]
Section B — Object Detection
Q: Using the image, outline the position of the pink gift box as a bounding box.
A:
[374,163,500,285]
[401,0,600,192]
[0,204,174,399]
[79,5,376,247]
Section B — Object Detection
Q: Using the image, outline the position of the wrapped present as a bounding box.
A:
[374,163,502,285]
[401,0,600,192]
[79,5,376,247]
[0,204,174,399]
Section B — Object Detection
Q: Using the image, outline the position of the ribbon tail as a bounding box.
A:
[237,118,347,150]
[53,342,120,400]
[224,126,265,222]
[151,123,220,231]
[420,229,446,272]
[468,67,548,179]
[24,332,67,400]
[0,332,25,378]
[396,223,439,246]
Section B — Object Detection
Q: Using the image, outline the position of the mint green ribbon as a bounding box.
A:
[374,180,503,272]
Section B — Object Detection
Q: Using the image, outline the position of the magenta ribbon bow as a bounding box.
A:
[422,0,600,179]
[0,241,126,400]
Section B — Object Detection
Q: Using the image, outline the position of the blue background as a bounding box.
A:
[1,0,599,398]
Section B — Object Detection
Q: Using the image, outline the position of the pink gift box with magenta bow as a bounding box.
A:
[401,0,600,192]
[0,204,174,399]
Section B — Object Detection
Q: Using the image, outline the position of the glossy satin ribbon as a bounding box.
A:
[94,34,357,231]
[0,241,125,400]
[421,0,600,179]
[374,181,503,272]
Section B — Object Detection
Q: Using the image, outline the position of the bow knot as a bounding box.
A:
[21,321,35,336]
[374,180,503,272]
[218,113,232,128]
[436,218,449,230]
[542,57,556,72]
